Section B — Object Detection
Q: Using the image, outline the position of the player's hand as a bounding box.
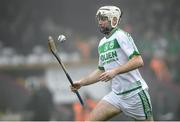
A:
[70,80,82,92]
[99,69,116,82]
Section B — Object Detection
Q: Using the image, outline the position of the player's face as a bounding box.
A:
[97,16,109,29]
[96,14,112,34]
[97,16,112,34]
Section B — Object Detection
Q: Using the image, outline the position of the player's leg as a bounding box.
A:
[86,100,122,121]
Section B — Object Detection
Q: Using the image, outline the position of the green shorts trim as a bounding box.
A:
[115,86,142,95]
[114,80,142,95]
[138,90,153,119]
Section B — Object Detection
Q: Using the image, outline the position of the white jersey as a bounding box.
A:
[98,27,148,96]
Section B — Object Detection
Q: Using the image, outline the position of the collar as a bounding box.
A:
[105,27,119,39]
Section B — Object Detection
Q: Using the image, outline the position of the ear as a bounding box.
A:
[112,17,118,26]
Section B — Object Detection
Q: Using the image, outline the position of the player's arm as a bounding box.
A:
[71,69,104,92]
[114,55,143,73]
[79,69,104,86]
[99,55,144,81]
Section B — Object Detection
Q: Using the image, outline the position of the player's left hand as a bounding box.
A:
[99,69,116,82]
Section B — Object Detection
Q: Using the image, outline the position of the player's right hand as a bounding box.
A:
[70,81,82,93]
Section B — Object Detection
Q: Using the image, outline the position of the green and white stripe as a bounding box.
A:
[138,90,152,119]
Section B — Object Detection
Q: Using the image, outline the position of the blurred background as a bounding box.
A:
[0,0,180,121]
